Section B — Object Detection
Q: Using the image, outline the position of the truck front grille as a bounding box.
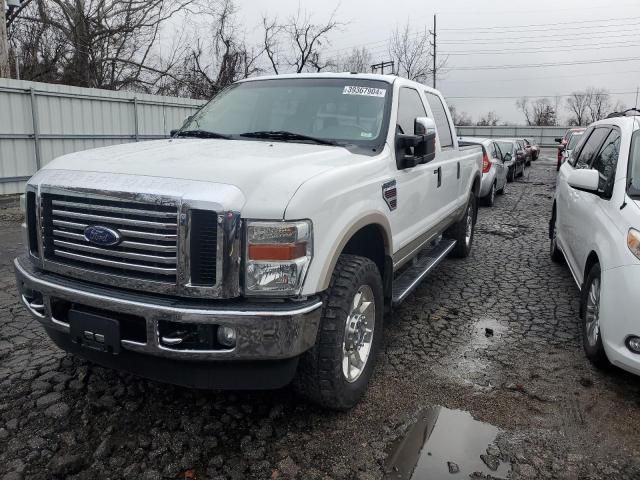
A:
[41,193,179,285]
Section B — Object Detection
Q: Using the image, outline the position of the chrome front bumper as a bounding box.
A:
[14,256,322,362]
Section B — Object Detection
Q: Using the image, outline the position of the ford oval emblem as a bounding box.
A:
[84,225,122,247]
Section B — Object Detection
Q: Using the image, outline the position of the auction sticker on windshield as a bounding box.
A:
[343,86,387,97]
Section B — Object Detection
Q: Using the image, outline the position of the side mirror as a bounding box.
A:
[555,137,563,143]
[395,117,437,169]
[503,152,512,162]
[567,169,600,194]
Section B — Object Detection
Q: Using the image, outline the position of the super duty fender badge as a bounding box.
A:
[382,180,397,211]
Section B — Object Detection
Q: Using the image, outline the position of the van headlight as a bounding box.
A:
[245,220,312,296]
[628,228,640,260]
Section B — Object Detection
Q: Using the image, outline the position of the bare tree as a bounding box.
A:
[448,104,473,126]
[160,0,262,99]
[476,111,500,126]
[262,8,342,74]
[388,22,428,82]
[586,87,612,123]
[566,92,591,126]
[337,47,371,73]
[9,0,199,89]
[517,97,556,126]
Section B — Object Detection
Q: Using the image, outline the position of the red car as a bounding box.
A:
[555,128,586,170]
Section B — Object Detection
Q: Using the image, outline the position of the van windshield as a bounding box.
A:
[181,78,392,148]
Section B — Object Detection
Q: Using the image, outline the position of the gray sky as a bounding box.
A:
[232,0,640,124]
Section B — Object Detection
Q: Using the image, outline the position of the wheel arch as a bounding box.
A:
[583,251,601,288]
[318,216,392,298]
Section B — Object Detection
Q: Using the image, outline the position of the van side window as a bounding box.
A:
[590,128,621,197]
[397,88,427,135]
[424,92,454,148]
[574,127,609,169]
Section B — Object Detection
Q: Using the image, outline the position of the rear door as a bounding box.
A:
[422,91,460,207]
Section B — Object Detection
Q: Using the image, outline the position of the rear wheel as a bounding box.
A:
[550,211,563,263]
[581,263,610,369]
[446,192,476,258]
[294,255,383,410]
[484,182,496,207]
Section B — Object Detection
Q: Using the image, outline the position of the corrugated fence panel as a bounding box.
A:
[456,126,567,147]
[0,78,205,194]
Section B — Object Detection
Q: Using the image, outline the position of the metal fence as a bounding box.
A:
[0,78,205,195]
[455,125,567,147]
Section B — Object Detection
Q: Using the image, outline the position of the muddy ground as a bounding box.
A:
[1,152,639,479]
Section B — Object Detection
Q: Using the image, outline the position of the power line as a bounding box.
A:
[441,67,640,83]
[445,90,638,99]
[439,15,640,32]
[448,56,640,71]
[438,28,640,44]
[440,41,640,56]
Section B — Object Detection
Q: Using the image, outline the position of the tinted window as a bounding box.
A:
[423,91,454,148]
[397,88,427,135]
[591,129,621,196]
[629,130,640,197]
[574,127,610,169]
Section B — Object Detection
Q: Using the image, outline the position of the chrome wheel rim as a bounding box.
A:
[585,278,601,347]
[465,204,473,247]
[342,285,375,383]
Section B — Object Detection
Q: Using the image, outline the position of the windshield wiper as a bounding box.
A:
[175,129,232,140]
[239,130,338,146]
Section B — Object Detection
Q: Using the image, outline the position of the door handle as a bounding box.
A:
[457,162,461,179]
[434,167,442,187]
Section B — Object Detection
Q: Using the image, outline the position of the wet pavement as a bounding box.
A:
[1,152,640,479]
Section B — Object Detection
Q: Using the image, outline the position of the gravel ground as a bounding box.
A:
[1,152,640,479]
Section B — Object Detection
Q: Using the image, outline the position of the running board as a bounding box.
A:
[391,239,457,306]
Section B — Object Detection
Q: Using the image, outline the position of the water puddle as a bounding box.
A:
[384,407,511,480]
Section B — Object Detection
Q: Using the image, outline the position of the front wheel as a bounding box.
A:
[445,193,476,258]
[550,211,563,263]
[294,255,383,410]
[581,263,610,369]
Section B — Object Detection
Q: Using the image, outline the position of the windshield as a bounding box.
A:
[567,132,584,150]
[182,78,392,148]
[496,141,514,154]
[628,129,640,196]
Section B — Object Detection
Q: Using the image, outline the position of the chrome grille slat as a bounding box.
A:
[54,250,177,275]
[51,200,178,219]
[52,230,177,252]
[42,192,181,287]
[52,220,177,241]
[53,240,177,264]
[51,210,177,230]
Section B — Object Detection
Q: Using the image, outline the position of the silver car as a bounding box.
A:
[459,137,509,207]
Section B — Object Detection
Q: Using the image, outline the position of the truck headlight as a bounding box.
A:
[245,220,312,296]
[628,228,640,260]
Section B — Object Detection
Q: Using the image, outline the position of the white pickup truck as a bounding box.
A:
[15,73,482,409]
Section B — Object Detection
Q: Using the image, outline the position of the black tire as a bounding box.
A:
[483,182,496,207]
[508,166,515,182]
[445,192,476,258]
[549,210,563,263]
[518,162,525,177]
[293,255,384,410]
[580,263,610,369]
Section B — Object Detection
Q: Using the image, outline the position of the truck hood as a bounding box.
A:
[42,138,361,218]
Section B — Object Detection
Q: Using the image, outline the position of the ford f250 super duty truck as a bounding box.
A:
[14,73,482,410]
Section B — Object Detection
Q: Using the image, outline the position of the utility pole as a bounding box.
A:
[432,14,437,89]
[0,0,10,78]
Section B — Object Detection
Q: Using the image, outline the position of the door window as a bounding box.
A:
[397,88,427,135]
[573,127,610,169]
[423,92,454,148]
[494,143,503,159]
[590,128,621,197]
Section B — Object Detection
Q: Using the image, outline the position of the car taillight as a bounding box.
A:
[482,153,491,174]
